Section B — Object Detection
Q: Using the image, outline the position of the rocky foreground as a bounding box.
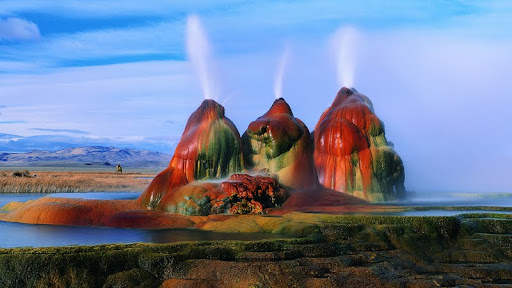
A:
[1,212,511,287]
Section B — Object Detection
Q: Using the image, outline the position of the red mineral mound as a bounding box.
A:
[157,174,288,215]
[0,197,195,228]
[138,99,244,209]
[242,98,318,189]
[314,87,405,202]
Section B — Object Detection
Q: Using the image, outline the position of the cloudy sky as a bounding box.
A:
[1,1,511,193]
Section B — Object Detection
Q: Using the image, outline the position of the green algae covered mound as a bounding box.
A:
[314,87,406,202]
[138,99,244,209]
[242,98,318,190]
[157,174,288,215]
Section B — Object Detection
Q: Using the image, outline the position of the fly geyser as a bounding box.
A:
[314,87,406,202]
[138,99,290,215]
[1,88,405,229]
[138,99,244,209]
[138,87,405,216]
[242,98,318,190]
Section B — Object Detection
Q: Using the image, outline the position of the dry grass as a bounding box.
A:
[0,171,155,193]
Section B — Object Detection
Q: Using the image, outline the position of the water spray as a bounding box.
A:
[186,15,217,101]
[330,26,359,88]
[274,46,290,100]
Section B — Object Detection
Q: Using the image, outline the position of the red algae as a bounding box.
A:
[157,174,287,215]
[1,197,195,229]
[0,88,409,229]
[138,99,243,209]
[314,87,405,202]
[242,98,319,190]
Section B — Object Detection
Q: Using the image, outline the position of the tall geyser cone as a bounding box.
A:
[314,87,406,202]
[138,99,244,209]
[242,98,318,190]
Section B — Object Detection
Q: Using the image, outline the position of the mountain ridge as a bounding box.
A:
[0,146,172,168]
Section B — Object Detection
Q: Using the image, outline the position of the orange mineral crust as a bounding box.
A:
[314,87,405,202]
[138,99,244,209]
[0,197,194,228]
[157,174,288,215]
[242,98,318,190]
[0,195,400,229]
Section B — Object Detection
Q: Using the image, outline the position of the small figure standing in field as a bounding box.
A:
[116,164,123,173]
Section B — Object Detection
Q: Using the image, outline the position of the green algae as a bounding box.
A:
[195,121,243,180]
[103,268,160,288]
[1,213,511,287]
[369,147,406,201]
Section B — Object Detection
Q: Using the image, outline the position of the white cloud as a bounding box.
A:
[0,21,183,65]
[0,28,511,192]
[1,1,511,69]
[0,1,511,192]
[0,17,40,42]
[0,61,201,141]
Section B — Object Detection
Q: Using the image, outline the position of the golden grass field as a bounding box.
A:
[0,171,155,193]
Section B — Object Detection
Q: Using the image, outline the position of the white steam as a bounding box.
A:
[274,46,290,99]
[186,15,217,101]
[330,26,360,88]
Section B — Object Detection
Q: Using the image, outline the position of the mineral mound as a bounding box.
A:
[138,100,244,209]
[158,174,288,215]
[314,87,405,202]
[242,98,318,189]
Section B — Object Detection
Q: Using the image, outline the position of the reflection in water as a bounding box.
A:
[1,192,511,248]
[399,192,512,207]
[0,192,287,248]
[0,221,287,248]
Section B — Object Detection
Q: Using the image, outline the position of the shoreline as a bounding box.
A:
[1,213,511,287]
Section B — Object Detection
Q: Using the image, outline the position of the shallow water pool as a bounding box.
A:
[0,192,287,248]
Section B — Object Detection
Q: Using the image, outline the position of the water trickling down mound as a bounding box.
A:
[1,88,406,228]
[138,99,244,209]
[158,174,288,215]
[314,87,406,202]
[242,98,318,190]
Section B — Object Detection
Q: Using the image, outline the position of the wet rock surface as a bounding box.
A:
[1,213,512,287]
[242,98,319,190]
[139,88,408,213]
[157,173,288,215]
[138,99,244,209]
[314,87,406,202]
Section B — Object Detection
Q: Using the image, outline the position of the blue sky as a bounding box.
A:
[1,0,512,193]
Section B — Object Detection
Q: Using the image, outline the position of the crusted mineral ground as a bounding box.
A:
[314,87,406,202]
[1,213,512,287]
[0,195,383,228]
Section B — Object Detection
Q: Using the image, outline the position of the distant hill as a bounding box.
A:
[0,133,174,153]
[0,146,172,169]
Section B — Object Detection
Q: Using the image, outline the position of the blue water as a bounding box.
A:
[1,192,511,248]
[0,221,286,248]
[0,193,285,248]
[398,192,512,207]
